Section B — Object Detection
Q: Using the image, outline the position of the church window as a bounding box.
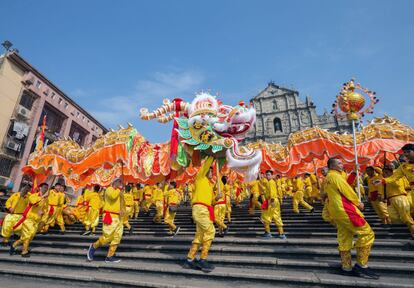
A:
[272,100,278,111]
[273,117,283,132]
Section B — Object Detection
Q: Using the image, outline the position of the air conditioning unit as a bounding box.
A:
[24,76,35,85]
[0,176,8,186]
[6,140,21,152]
[17,105,30,118]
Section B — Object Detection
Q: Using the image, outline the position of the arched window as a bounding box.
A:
[272,100,278,111]
[273,117,282,132]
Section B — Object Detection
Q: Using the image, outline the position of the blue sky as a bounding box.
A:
[1,0,413,143]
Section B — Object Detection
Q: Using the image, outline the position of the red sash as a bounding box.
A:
[261,199,269,210]
[340,195,366,227]
[48,204,57,216]
[13,202,36,230]
[102,210,120,225]
[193,202,215,222]
[369,191,378,201]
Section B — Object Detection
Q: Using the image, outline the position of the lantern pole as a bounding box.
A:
[351,119,361,200]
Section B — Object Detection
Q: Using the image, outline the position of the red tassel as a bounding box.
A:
[48,205,55,216]
[102,211,112,225]
[261,200,268,210]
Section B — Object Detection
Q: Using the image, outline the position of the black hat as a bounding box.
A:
[401,144,414,152]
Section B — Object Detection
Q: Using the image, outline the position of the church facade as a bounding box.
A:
[245,82,352,145]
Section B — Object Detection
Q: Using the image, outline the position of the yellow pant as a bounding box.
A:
[293,191,313,213]
[192,205,215,245]
[97,216,123,246]
[214,204,227,231]
[337,221,374,251]
[42,205,65,231]
[141,199,152,212]
[12,218,39,254]
[388,195,414,233]
[370,200,390,224]
[249,193,261,215]
[153,201,163,223]
[322,201,335,226]
[133,200,140,218]
[123,206,133,230]
[73,206,88,224]
[84,207,100,231]
[164,208,177,233]
[1,214,22,241]
[261,200,284,234]
[187,205,215,260]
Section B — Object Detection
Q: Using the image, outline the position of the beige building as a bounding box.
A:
[0,50,107,190]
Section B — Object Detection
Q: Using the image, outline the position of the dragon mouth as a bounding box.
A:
[217,123,251,138]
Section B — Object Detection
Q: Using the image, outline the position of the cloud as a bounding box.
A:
[89,69,205,130]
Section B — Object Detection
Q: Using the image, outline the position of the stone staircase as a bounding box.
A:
[0,199,413,287]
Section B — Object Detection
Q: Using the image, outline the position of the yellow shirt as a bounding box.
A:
[152,187,164,202]
[47,189,60,206]
[6,192,29,214]
[124,192,134,206]
[367,171,384,199]
[248,180,260,195]
[165,188,180,205]
[384,163,414,185]
[385,177,409,198]
[191,156,214,206]
[27,192,45,222]
[325,170,364,222]
[293,177,304,192]
[143,185,153,200]
[260,178,279,200]
[103,187,121,213]
[85,191,101,209]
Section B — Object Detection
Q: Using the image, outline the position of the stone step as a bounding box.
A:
[0,253,413,288]
[3,245,413,277]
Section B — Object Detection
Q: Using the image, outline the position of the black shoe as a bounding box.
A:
[310,208,315,214]
[9,245,17,256]
[105,256,121,263]
[197,259,215,273]
[338,267,356,277]
[21,252,30,258]
[182,259,199,270]
[217,233,224,238]
[223,227,229,235]
[81,230,92,236]
[353,264,380,280]
[129,228,133,236]
[60,231,65,235]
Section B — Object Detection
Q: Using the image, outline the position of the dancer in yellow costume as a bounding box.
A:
[379,144,414,215]
[73,189,88,224]
[2,184,30,246]
[141,184,153,215]
[184,156,216,272]
[248,176,262,215]
[366,166,390,224]
[132,183,143,219]
[82,185,102,236]
[320,167,336,226]
[164,181,181,236]
[41,183,66,234]
[10,183,49,257]
[87,179,124,263]
[325,158,378,279]
[152,183,164,223]
[214,176,230,237]
[382,166,414,236]
[292,175,314,214]
[260,170,286,239]
[123,184,134,235]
